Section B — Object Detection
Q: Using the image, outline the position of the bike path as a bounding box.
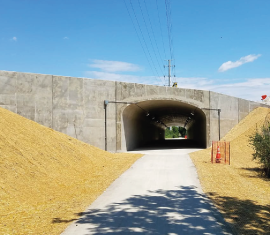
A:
[61,149,232,235]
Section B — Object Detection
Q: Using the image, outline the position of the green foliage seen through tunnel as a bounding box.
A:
[165,126,186,139]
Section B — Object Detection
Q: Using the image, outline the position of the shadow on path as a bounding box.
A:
[56,186,232,234]
[208,192,270,235]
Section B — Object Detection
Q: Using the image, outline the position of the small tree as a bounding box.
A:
[172,126,179,138]
[165,126,181,138]
[165,128,173,138]
[179,127,186,137]
[249,125,270,178]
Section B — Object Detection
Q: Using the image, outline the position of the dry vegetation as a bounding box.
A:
[0,107,142,235]
[190,107,270,235]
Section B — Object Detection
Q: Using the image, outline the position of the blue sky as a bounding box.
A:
[1,0,270,102]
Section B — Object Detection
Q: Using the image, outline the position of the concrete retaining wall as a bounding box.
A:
[0,70,268,152]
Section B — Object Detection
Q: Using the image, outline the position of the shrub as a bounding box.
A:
[249,125,270,178]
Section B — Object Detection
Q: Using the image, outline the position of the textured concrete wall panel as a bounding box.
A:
[17,72,35,93]
[16,94,35,121]
[238,98,250,122]
[86,126,105,150]
[53,76,69,109]
[16,73,52,127]
[210,92,238,119]
[209,92,219,112]
[170,87,185,98]
[107,119,116,151]
[84,101,102,119]
[0,71,17,112]
[83,78,116,151]
[0,94,16,107]
[145,84,159,97]
[34,74,53,127]
[134,83,146,97]
[116,82,135,100]
[184,89,210,108]
[0,71,17,94]
[53,111,68,134]
[117,122,122,151]
[239,98,249,113]
[116,104,128,123]
[186,89,204,103]
[155,86,167,97]
[52,76,69,133]
[68,77,84,110]
[210,92,239,142]
[220,119,241,139]
[203,109,211,146]
[84,78,115,117]
[209,117,219,142]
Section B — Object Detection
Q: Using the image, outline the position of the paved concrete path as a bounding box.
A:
[61,149,232,235]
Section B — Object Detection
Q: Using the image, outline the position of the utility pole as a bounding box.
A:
[168,59,171,87]
[164,59,175,87]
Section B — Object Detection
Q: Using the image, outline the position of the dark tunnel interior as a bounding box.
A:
[122,100,207,151]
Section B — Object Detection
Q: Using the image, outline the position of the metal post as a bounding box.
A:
[211,141,213,163]
[224,141,226,164]
[168,59,171,87]
[104,100,109,151]
[218,109,221,141]
[229,142,231,165]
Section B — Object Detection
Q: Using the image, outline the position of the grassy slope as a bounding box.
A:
[190,107,270,234]
[0,107,142,235]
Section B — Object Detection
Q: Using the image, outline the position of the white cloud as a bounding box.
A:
[176,77,270,102]
[209,78,270,102]
[174,77,270,102]
[11,36,17,41]
[89,60,141,73]
[218,54,261,72]
[63,36,69,40]
[172,77,214,89]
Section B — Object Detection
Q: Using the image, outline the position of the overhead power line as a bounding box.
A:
[165,0,176,83]
[123,0,176,85]
[129,0,161,78]
[137,0,163,76]
[123,0,159,78]
[165,0,174,62]
[143,0,164,72]
[155,0,167,60]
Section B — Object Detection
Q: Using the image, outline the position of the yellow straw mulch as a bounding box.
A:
[0,107,142,235]
[190,107,270,235]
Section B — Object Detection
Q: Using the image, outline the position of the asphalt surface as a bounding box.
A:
[61,147,233,235]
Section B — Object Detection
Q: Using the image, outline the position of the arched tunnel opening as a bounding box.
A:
[122,100,207,151]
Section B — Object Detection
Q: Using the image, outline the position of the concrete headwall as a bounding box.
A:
[0,70,268,152]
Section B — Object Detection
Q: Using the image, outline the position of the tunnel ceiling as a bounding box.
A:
[131,100,204,128]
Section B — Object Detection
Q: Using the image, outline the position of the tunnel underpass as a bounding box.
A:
[122,100,207,151]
